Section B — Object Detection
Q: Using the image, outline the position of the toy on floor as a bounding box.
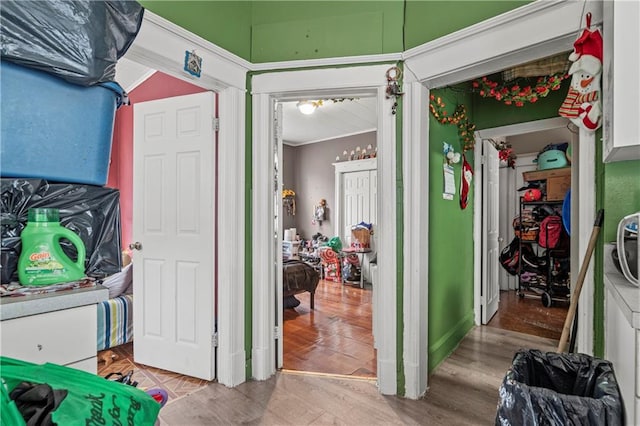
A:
[105,370,169,408]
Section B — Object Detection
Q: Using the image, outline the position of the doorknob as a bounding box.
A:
[129,242,142,251]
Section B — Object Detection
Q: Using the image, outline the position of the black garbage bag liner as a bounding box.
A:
[496,349,623,426]
[1,179,122,283]
[0,0,144,86]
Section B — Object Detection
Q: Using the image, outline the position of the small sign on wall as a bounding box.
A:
[184,50,202,78]
[443,163,455,200]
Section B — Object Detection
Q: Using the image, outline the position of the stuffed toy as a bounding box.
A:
[559,13,603,132]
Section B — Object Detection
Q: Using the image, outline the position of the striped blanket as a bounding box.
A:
[97,294,133,351]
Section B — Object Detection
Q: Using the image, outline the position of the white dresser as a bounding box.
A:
[0,285,108,374]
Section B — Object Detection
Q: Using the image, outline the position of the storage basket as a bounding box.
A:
[513,216,539,242]
[351,228,371,248]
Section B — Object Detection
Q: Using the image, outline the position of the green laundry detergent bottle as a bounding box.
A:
[18,208,86,286]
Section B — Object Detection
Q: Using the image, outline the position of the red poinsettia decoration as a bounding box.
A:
[491,139,517,168]
[473,72,568,107]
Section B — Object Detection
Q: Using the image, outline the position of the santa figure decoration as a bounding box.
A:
[559,13,603,132]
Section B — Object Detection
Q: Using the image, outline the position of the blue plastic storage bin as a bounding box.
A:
[1,60,124,185]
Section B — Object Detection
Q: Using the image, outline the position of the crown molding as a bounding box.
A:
[143,11,253,71]
[251,52,402,72]
[125,10,250,90]
[403,0,602,88]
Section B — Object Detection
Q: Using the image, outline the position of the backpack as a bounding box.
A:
[538,215,563,248]
[499,237,522,276]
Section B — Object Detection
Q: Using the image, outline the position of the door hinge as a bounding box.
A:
[273,326,281,340]
[211,332,218,347]
[212,117,220,132]
[480,155,485,165]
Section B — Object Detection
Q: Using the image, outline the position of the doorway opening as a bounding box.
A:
[475,118,578,342]
[277,97,378,378]
[252,64,398,394]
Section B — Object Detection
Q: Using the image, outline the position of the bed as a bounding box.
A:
[97,261,134,351]
[283,260,320,309]
[97,294,133,351]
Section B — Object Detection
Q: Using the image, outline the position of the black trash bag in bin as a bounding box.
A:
[0,0,144,86]
[1,179,122,283]
[496,349,623,426]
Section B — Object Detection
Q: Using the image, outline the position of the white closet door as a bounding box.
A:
[343,170,370,243]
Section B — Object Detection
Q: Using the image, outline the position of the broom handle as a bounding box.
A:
[557,209,604,353]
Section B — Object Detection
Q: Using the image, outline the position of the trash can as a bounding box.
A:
[496,349,623,425]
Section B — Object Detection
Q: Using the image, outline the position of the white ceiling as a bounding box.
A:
[281,97,377,145]
[115,57,573,152]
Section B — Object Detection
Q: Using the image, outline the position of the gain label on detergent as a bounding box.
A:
[18,208,86,286]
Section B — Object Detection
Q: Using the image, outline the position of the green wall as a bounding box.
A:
[250,1,404,63]
[138,1,252,61]
[428,85,476,371]
[404,1,530,50]
[602,161,640,242]
[138,1,530,64]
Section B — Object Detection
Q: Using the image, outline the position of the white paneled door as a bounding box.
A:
[482,139,500,324]
[132,92,217,380]
[343,170,371,242]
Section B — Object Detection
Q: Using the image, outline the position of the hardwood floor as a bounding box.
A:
[487,289,568,340]
[283,279,375,377]
[158,326,557,425]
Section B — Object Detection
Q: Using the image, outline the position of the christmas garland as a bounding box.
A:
[429,95,476,152]
[472,72,567,107]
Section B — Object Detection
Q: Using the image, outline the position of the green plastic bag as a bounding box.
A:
[1,356,160,425]
[1,378,25,426]
[325,236,342,253]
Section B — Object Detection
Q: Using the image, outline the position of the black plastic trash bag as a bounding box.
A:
[496,349,623,426]
[1,179,122,283]
[0,0,144,86]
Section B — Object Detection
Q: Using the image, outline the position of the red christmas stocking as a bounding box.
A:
[460,154,473,209]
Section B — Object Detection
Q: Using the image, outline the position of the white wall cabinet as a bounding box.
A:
[603,0,640,162]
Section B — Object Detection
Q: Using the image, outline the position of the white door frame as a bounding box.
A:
[403,0,602,396]
[252,64,398,394]
[122,11,249,386]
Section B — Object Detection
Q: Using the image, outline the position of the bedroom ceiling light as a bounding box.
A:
[297,100,317,115]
